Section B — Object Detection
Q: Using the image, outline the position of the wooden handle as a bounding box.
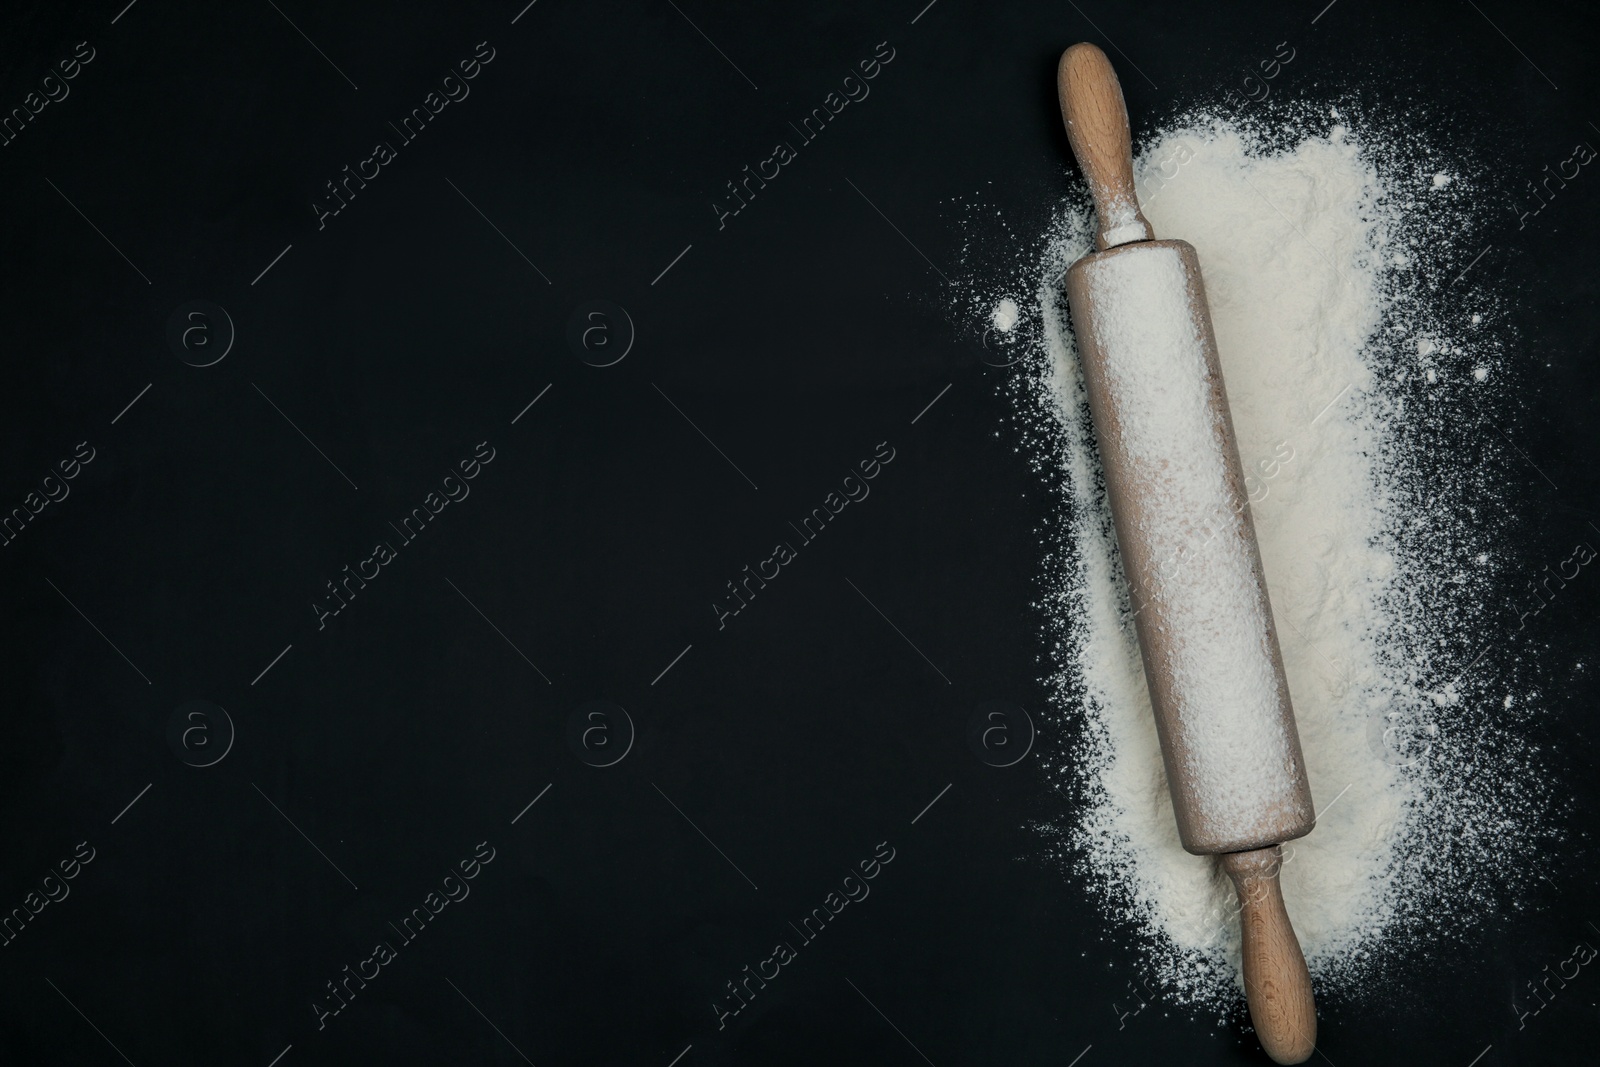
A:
[1056,43,1153,250]
[1220,847,1317,1064]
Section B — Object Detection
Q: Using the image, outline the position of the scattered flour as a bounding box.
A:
[964,105,1555,1010]
[1045,124,1410,999]
[992,297,1020,333]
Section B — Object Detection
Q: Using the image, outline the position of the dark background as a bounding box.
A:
[0,1,1595,1064]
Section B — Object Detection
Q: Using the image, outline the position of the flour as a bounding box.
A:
[973,106,1555,1009]
[992,297,1020,333]
[1062,123,1408,995]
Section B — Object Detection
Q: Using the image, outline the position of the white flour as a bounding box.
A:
[992,297,1020,332]
[965,109,1556,1008]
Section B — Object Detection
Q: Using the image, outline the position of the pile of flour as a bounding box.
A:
[976,110,1554,1006]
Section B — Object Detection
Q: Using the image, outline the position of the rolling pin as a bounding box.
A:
[1056,43,1319,1064]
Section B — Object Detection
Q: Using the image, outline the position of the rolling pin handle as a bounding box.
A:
[1056,42,1155,250]
[1220,847,1318,1064]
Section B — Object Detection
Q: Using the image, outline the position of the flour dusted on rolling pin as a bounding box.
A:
[1079,245,1302,845]
[1100,204,1150,250]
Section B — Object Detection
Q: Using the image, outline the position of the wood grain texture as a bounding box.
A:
[1221,847,1318,1064]
[1063,240,1316,855]
[1056,43,1153,250]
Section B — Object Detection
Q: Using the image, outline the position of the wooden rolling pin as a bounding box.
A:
[1056,43,1319,1064]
